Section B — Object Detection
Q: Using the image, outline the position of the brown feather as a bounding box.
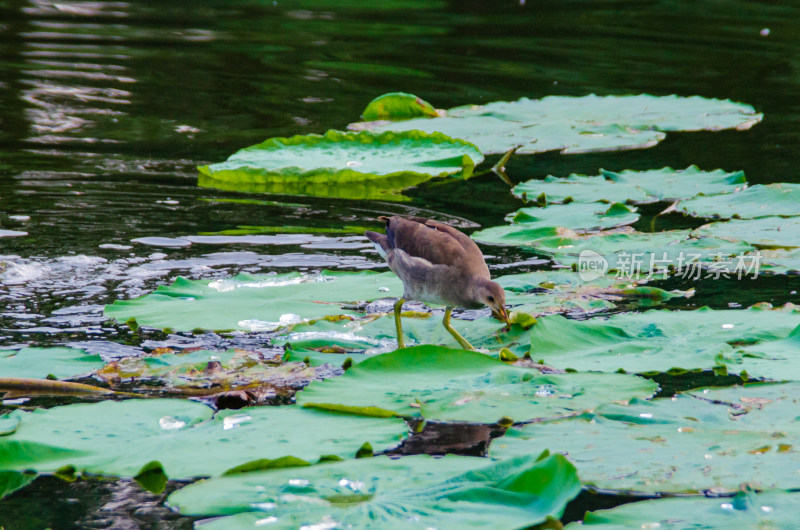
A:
[379,216,490,279]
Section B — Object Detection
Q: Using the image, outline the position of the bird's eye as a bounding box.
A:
[487,296,495,303]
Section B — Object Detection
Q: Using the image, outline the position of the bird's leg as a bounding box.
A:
[394,298,406,349]
[443,307,475,351]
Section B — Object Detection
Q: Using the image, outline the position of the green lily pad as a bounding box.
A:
[531,230,756,277]
[756,248,800,275]
[354,94,762,155]
[283,349,368,368]
[566,490,800,529]
[693,216,800,249]
[104,270,404,332]
[361,92,439,121]
[472,203,639,246]
[198,129,482,200]
[104,269,684,356]
[94,347,328,393]
[0,347,103,380]
[513,166,746,205]
[514,173,649,205]
[491,382,800,494]
[715,324,800,382]
[679,183,800,219]
[605,166,748,201]
[169,452,581,529]
[276,310,516,354]
[2,472,33,504]
[0,471,35,499]
[277,270,687,358]
[528,305,800,375]
[297,346,658,423]
[0,400,407,483]
[273,270,689,356]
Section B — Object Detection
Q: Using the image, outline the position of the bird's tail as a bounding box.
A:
[365,230,390,258]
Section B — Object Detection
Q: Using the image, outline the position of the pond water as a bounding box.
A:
[1,0,800,527]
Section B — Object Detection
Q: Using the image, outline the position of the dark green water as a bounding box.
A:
[1,0,800,527]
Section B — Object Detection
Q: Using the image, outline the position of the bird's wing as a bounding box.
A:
[383,216,490,277]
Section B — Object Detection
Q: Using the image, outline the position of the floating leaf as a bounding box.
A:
[566,490,800,529]
[361,92,439,120]
[491,382,800,494]
[104,271,403,332]
[530,230,756,276]
[679,183,800,219]
[198,129,482,200]
[528,306,800,375]
[95,348,327,396]
[715,324,800,382]
[277,270,687,357]
[514,173,648,205]
[0,399,407,482]
[297,346,657,423]
[471,202,639,246]
[169,453,581,529]
[756,248,800,275]
[513,166,746,205]
[0,347,103,380]
[605,166,748,202]
[693,216,800,249]
[352,94,762,155]
[0,471,35,499]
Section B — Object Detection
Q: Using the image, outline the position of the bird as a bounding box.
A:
[365,215,509,351]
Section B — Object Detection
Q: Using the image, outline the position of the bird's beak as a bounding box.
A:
[493,305,510,327]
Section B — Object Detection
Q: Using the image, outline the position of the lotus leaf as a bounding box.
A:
[0,399,407,483]
[104,271,404,332]
[283,349,368,368]
[197,129,482,200]
[275,310,515,355]
[529,306,800,375]
[361,92,439,120]
[513,166,746,204]
[490,382,800,494]
[679,183,800,219]
[693,216,800,249]
[471,203,639,246]
[297,346,658,423]
[514,173,649,205]
[168,452,581,529]
[756,248,800,275]
[531,230,756,276]
[0,471,35,499]
[0,347,103,380]
[604,166,748,201]
[354,94,762,155]
[715,324,800,381]
[566,490,800,529]
[276,270,686,358]
[104,269,683,354]
[95,348,326,392]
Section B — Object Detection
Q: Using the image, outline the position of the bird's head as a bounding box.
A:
[474,278,509,326]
